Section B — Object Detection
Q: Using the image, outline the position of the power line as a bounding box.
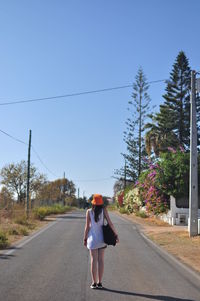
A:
[0,79,167,107]
[31,145,58,177]
[0,128,28,145]
[0,127,58,177]
[0,128,114,182]
[0,128,121,183]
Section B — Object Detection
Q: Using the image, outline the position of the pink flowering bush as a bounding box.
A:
[116,146,200,216]
[136,162,169,215]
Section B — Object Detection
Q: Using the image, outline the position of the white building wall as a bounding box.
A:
[160,196,200,228]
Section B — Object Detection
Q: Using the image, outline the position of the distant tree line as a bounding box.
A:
[0,160,76,208]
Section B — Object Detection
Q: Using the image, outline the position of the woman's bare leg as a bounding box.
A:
[90,249,98,283]
[98,248,105,283]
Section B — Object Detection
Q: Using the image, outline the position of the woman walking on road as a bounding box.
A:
[83,194,119,289]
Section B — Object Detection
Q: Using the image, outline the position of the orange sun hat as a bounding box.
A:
[91,194,103,206]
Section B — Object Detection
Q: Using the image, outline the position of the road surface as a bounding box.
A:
[0,210,200,301]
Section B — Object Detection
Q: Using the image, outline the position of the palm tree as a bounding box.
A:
[145,114,179,156]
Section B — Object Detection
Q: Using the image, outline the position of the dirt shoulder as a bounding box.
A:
[114,211,200,274]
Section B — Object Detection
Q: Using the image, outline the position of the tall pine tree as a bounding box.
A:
[122,67,151,180]
[145,51,194,155]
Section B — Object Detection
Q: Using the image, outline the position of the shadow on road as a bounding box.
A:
[0,254,16,260]
[57,215,85,220]
[0,246,21,259]
[101,288,194,301]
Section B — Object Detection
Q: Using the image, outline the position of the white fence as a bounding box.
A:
[160,196,200,233]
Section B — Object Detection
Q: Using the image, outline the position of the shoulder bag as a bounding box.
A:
[102,211,117,246]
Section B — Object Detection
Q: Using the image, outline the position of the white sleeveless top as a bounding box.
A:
[87,208,106,250]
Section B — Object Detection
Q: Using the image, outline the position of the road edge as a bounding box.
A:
[113,211,200,283]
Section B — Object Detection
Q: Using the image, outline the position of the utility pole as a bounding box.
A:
[63,172,66,206]
[189,70,198,237]
[78,188,80,199]
[124,159,127,190]
[26,130,32,219]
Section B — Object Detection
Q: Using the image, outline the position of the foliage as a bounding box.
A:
[77,197,89,209]
[116,148,195,215]
[119,207,129,214]
[122,67,152,180]
[0,230,9,249]
[115,190,124,207]
[14,215,30,226]
[0,160,46,204]
[135,210,148,218]
[33,204,71,220]
[145,51,199,156]
[136,160,169,215]
[158,148,190,198]
[19,227,29,236]
[35,178,76,206]
[123,186,142,214]
[0,187,14,208]
[33,207,47,220]
[8,228,20,236]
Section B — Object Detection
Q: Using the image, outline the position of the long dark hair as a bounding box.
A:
[92,205,104,222]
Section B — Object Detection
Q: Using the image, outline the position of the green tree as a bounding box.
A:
[0,160,46,204]
[145,51,194,155]
[36,178,76,205]
[123,67,152,180]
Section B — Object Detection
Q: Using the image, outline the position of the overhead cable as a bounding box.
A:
[0,79,167,106]
[0,128,58,177]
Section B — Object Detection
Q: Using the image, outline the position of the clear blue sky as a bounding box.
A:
[0,0,199,198]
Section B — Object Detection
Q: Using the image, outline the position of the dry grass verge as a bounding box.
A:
[0,204,72,252]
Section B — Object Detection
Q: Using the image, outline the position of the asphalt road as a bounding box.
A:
[0,210,200,301]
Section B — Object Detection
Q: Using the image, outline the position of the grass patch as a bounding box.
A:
[8,227,20,236]
[119,207,129,214]
[15,215,30,226]
[135,211,148,218]
[33,204,72,220]
[19,227,29,236]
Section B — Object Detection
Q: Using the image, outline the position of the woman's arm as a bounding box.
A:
[83,210,90,246]
[104,208,119,243]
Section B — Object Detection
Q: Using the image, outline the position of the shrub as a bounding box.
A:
[136,161,169,215]
[119,207,129,214]
[0,230,9,249]
[33,207,48,220]
[8,228,19,235]
[135,210,148,218]
[19,227,29,236]
[123,187,142,214]
[15,215,30,226]
[33,204,71,220]
[27,223,36,230]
